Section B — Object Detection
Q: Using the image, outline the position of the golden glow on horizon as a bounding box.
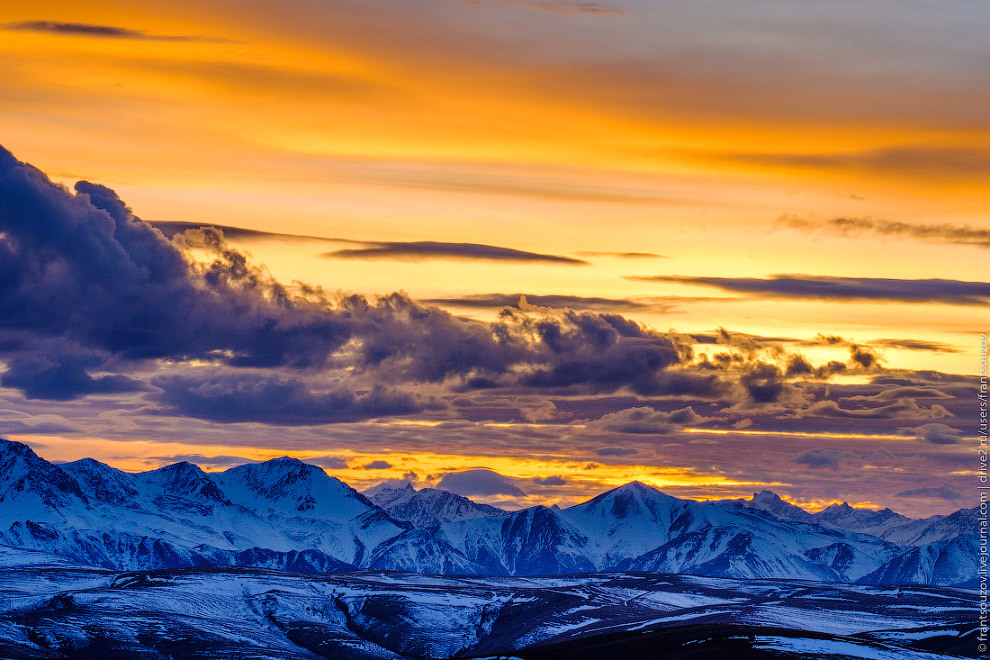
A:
[14,434,785,507]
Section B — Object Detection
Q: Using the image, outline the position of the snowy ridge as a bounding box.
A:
[0,438,977,586]
[0,568,976,659]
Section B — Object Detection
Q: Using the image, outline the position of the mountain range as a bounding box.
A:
[0,438,977,587]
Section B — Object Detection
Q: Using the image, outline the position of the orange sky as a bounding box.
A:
[0,0,986,516]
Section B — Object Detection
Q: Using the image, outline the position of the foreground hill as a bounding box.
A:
[0,563,977,659]
[0,438,977,586]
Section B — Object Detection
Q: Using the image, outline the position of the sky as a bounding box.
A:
[0,0,987,516]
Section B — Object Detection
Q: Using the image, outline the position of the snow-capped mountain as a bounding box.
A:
[0,438,977,586]
[369,483,506,527]
[739,490,814,523]
[810,501,910,537]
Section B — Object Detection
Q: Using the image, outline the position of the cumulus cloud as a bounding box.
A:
[898,423,963,445]
[0,147,695,410]
[794,448,858,470]
[588,406,706,434]
[532,475,567,486]
[436,468,526,496]
[631,274,990,305]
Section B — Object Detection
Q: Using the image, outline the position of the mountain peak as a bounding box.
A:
[61,458,137,505]
[139,461,228,504]
[0,437,87,510]
[217,457,373,520]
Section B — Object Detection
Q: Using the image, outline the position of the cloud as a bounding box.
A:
[740,363,785,403]
[632,274,990,305]
[423,293,649,312]
[322,240,587,265]
[0,153,355,377]
[575,251,665,259]
[594,447,638,456]
[3,20,226,42]
[0,147,691,405]
[436,468,526,497]
[869,339,959,353]
[781,215,990,249]
[729,146,990,178]
[150,372,434,425]
[149,221,338,243]
[805,398,952,420]
[1,350,145,400]
[0,411,82,435]
[845,387,953,403]
[588,406,705,434]
[794,448,858,470]
[532,475,567,486]
[899,423,963,445]
[362,460,392,469]
[895,486,962,500]
[307,456,351,470]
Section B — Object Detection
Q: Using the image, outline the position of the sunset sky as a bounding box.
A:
[0,0,987,516]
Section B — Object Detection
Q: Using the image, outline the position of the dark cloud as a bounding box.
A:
[436,468,526,497]
[362,460,392,470]
[740,363,785,403]
[149,221,338,243]
[849,344,881,369]
[0,152,354,380]
[632,274,990,305]
[307,456,351,470]
[794,333,959,354]
[423,293,649,312]
[899,423,963,445]
[784,355,846,379]
[895,486,962,500]
[1,350,144,400]
[588,406,705,434]
[0,147,692,405]
[794,448,858,470]
[780,215,990,250]
[150,372,433,425]
[3,20,226,42]
[532,475,567,486]
[594,447,638,456]
[323,240,587,265]
[730,146,990,178]
[870,338,960,353]
[507,309,683,394]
